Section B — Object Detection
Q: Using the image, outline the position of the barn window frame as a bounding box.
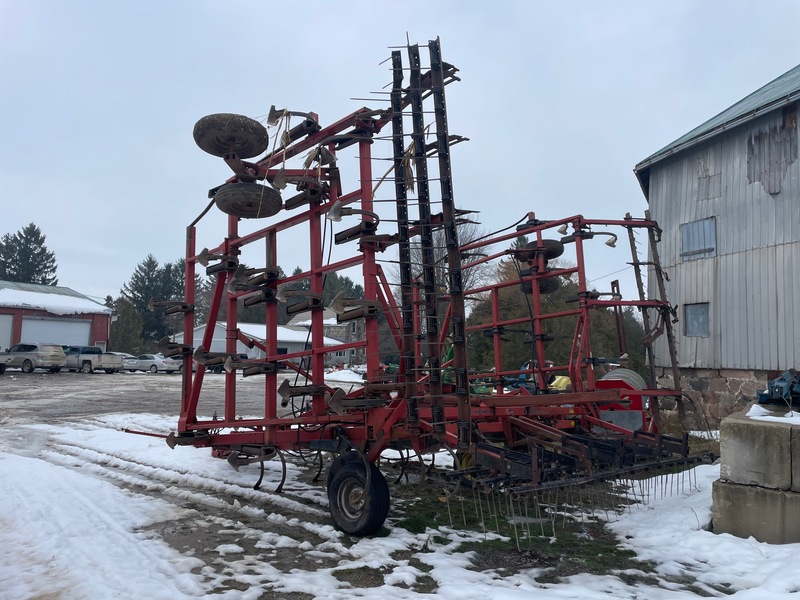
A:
[680,217,717,261]
[684,303,710,337]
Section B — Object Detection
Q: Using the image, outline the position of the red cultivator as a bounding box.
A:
[161,39,693,536]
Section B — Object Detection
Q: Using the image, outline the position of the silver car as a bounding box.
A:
[132,353,181,374]
[108,352,139,372]
[1,343,67,373]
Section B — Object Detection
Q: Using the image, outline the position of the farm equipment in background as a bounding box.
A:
[757,369,800,406]
[155,38,696,536]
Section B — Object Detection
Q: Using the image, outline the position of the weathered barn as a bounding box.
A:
[0,280,113,350]
[635,64,800,423]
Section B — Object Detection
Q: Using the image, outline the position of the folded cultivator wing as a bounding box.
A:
[160,39,696,536]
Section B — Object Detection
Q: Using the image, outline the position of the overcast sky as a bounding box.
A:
[2,0,799,302]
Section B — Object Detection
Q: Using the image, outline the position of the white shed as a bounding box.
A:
[173,322,343,363]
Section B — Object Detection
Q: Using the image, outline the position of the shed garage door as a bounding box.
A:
[21,318,91,346]
[0,314,12,351]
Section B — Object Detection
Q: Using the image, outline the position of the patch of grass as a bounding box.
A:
[332,566,386,587]
[459,520,656,583]
[392,493,453,534]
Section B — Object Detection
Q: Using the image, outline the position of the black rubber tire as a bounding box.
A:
[149,365,158,374]
[327,460,390,536]
[22,360,34,374]
[49,367,61,373]
[326,451,361,489]
[177,365,183,374]
[81,361,93,374]
[521,275,560,295]
[0,364,5,375]
[104,369,114,374]
[214,182,282,219]
[192,113,268,159]
[520,239,565,262]
[166,370,174,375]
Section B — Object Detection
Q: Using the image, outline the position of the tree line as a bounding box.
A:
[108,256,366,355]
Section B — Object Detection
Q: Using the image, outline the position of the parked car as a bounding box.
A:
[0,343,67,374]
[62,346,124,374]
[131,353,180,374]
[157,353,186,373]
[108,352,138,372]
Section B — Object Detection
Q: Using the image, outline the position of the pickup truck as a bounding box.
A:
[63,346,124,374]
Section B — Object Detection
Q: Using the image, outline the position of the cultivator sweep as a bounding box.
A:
[159,39,697,535]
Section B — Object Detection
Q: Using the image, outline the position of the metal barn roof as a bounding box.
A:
[635,63,800,197]
[0,280,111,315]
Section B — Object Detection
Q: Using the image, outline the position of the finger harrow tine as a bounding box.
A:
[522,496,532,544]
[445,485,453,528]
[508,494,520,551]
[460,488,467,528]
[493,492,501,534]
[477,488,487,539]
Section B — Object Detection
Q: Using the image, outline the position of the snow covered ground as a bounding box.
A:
[2,378,800,598]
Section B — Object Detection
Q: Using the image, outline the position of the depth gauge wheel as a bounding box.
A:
[192,113,268,159]
[214,182,282,219]
[521,275,560,295]
[519,239,565,262]
[327,459,389,536]
[326,451,361,489]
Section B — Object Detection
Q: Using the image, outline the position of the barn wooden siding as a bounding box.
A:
[647,104,800,370]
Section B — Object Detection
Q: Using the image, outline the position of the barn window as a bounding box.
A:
[697,173,722,200]
[684,303,710,337]
[680,217,716,261]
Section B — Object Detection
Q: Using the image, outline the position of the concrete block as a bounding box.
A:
[793,427,800,493]
[719,410,792,490]
[713,479,800,544]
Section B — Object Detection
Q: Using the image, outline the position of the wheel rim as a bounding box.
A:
[214,182,282,219]
[337,477,366,520]
[150,365,157,373]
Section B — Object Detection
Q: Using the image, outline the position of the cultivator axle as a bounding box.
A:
[164,38,695,536]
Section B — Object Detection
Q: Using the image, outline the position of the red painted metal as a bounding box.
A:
[169,40,687,504]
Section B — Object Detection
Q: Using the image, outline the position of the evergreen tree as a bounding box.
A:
[0,223,58,284]
[121,255,188,344]
[109,297,145,354]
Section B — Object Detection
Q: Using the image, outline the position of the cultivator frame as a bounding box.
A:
[162,39,694,535]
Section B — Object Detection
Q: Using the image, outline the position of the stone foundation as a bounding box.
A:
[654,367,769,428]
